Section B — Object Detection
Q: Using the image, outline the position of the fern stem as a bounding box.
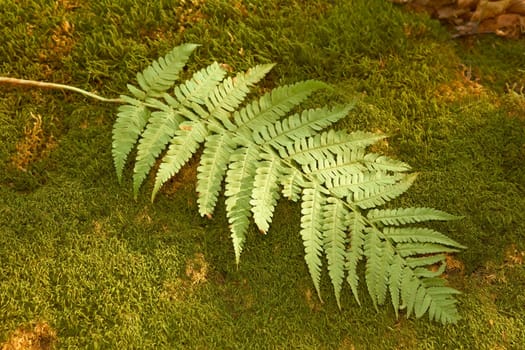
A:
[0,77,124,103]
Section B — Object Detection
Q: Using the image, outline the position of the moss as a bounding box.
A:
[1,0,524,348]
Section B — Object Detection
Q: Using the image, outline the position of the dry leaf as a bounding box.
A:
[393,0,525,38]
[1,322,57,350]
[495,13,524,37]
[472,0,513,22]
[437,5,470,19]
[179,124,193,131]
[509,0,525,15]
[458,0,479,8]
[185,253,208,285]
[220,63,234,72]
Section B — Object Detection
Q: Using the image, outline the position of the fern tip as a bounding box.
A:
[150,191,158,203]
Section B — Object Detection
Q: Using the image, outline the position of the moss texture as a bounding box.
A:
[1,0,524,348]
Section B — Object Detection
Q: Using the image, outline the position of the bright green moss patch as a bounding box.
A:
[1,0,524,348]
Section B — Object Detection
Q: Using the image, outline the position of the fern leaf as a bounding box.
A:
[401,272,461,324]
[283,129,386,165]
[405,254,446,269]
[280,166,307,202]
[413,264,446,279]
[364,227,393,309]
[300,185,327,299]
[325,171,406,201]
[132,64,228,195]
[113,47,465,324]
[253,104,354,147]
[423,279,461,324]
[126,84,147,100]
[414,284,432,319]
[225,144,260,264]
[401,267,419,317]
[132,109,184,196]
[388,254,405,318]
[171,62,227,106]
[367,207,462,226]
[353,173,418,209]
[301,154,365,184]
[250,153,283,234]
[206,64,275,125]
[112,97,151,183]
[197,133,237,217]
[152,121,208,200]
[133,44,198,98]
[150,64,227,122]
[395,243,461,258]
[322,197,350,308]
[297,143,383,185]
[384,227,466,249]
[345,130,389,148]
[346,212,365,305]
[233,80,328,136]
[362,153,411,173]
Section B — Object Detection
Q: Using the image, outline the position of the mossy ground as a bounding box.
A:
[1,0,524,348]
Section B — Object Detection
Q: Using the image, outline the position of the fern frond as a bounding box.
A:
[364,227,394,309]
[280,166,307,202]
[301,151,366,183]
[414,281,433,319]
[296,143,391,186]
[361,153,411,173]
[132,109,184,196]
[197,133,237,217]
[388,254,405,318]
[353,173,418,209]
[253,104,353,147]
[401,267,419,318]
[322,197,350,308]
[170,62,227,106]
[346,212,365,305]
[112,96,151,183]
[206,64,275,125]
[401,271,461,324]
[395,243,461,258]
[224,144,260,264]
[365,243,461,323]
[233,80,328,136]
[132,64,227,195]
[131,43,198,98]
[152,121,208,200]
[250,153,284,234]
[325,171,406,200]
[367,207,462,226]
[405,254,446,269]
[113,46,465,324]
[384,227,466,249]
[422,279,461,324]
[413,264,446,279]
[282,129,386,165]
[300,185,327,299]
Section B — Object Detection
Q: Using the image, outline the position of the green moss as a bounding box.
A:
[1,0,524,348]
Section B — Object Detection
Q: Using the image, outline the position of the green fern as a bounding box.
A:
[112,43,199,183]
[112,44,465,324]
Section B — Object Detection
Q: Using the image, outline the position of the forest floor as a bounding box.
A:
[1,0,524,349]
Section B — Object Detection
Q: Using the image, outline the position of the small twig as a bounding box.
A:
[0,76,124,103]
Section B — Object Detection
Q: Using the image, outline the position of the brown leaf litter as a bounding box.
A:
[390,0,525,38]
